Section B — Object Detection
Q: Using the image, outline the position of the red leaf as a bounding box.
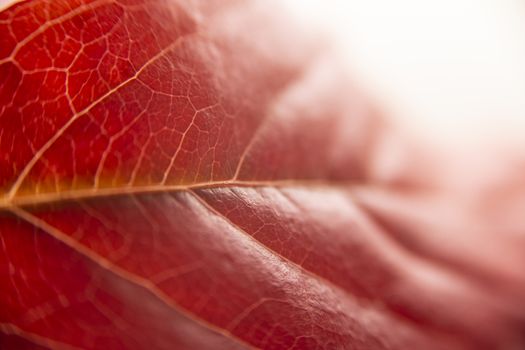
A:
[1,1,524,349]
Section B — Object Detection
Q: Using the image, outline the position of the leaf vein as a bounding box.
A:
[7,206,257,350]
[7,30,198,199]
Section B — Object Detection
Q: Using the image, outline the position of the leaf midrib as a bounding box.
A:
[0,179,360,209]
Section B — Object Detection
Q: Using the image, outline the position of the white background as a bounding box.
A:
[285,0,525,155]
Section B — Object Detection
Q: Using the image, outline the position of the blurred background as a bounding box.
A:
[285,0,525,156]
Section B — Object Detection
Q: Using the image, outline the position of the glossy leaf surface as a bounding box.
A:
[1,1,524,349]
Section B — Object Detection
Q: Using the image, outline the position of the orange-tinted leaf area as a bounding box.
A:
[0,0,524,349]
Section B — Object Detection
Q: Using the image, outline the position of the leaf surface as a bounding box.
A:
[1,1,524,349]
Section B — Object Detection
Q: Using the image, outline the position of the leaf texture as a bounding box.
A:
[1,1,524,349]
